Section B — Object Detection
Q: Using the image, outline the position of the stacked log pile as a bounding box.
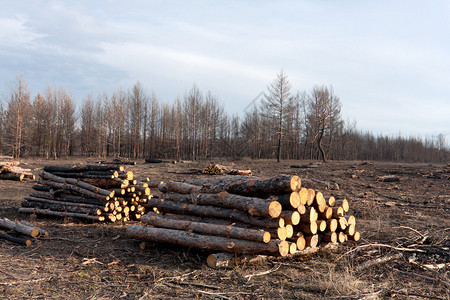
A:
[0,217,48,246]
[19,165,149,222]
[127,174,359,258]
[0,161,35,181]
[202,163,252,176]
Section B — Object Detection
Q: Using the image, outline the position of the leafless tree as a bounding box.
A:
[306,85,342,162]
[5,73,33,158]
[262,70,296,162]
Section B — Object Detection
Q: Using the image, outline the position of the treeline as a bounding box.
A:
[0,73,448,163]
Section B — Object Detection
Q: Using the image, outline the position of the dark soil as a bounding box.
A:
[0,158,448,299]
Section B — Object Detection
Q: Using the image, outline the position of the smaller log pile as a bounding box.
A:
[19,164,149,222]
[202,163,252,176]
[94,157,136,165]
[127,174,360,259]
[0,217,48,246]
[0,161,35,181]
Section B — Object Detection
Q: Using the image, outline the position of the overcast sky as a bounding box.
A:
[1,1,449,142]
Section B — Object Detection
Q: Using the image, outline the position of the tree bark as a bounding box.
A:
[126,225,289,256]
[142,212,271,243]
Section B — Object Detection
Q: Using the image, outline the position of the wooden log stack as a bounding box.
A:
[19,164,149,222]
[202,163,252,176]
[0,217,48,246]
[0,161,35,181]
[127,174,360,259]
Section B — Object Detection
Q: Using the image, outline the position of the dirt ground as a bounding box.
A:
[0,157,448,299]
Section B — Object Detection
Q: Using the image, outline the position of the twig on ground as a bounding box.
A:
[244,264,281,282]
[388,266,450,288]
[390,289,447,300]
[355,253,403,272]
[335,243,426,262]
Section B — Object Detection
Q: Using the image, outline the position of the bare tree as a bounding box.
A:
[306,85,342,162]
[262,70,295,162]
[5,73,33,158]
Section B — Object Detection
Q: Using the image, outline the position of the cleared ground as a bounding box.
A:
[0,158,448,299]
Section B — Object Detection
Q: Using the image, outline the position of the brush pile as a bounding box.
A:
[19,164,149,222]
[0,217,48,246]
[127,174,359,258]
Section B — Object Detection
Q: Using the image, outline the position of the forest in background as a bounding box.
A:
[0,72,448,163]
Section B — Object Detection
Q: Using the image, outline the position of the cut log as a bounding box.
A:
[29,193,108,207]
[0,231,32,246]
[19,207,104,221]
[161,192,282,218]
[377,175,400,182]
[276,192,301,209]
[44,165,124,173]
[345,224,356,236]
[22,201,102,216]
[38,179,109,201]
[45,171,116,179]
[346,215,356,226]
[207,252,237,268]
[297,204,306,215]
[290,232,306,251]
[305,234,319,248]
[318,206,332,219]
[32,185,51,192]
[306,189,315,206]
[158,182,201,194]
[202,174,301,195]
[337,232,347,243]
[0,173,24,181]
[299,207,318,224]
[348,231,361,241]
[327,196,336,207]
[145,158,170,163]
[188,176,251,186]
[316,220,327,232]
[334,199,349,212]
[145,198,283,228]
[331,207,344,219]
[142,212,271,243]
[279,210,300,225]
[321,232,337,243]
[0,217,39,238]
[338,217,348,230]
[167,168,202,174]
[297,222,318,235]
[39,171,114,198]
[326,219,338,232]
[126,225,289,256]
[298,188,309,205]
[19,221,49,237]
[82,178,128,189]
[24,196,108,210]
